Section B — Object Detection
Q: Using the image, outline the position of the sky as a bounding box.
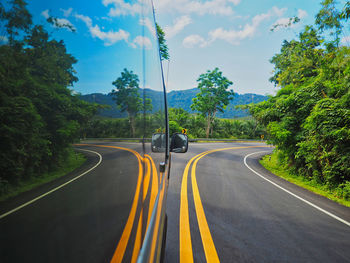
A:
[25,0,349,95]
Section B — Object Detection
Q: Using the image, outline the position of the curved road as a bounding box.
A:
[0,142,146,262]
[0,141,349,262]
[165,142,350,263]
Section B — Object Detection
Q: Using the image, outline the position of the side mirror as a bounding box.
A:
[151,133,166,152]
[170,133,188,153]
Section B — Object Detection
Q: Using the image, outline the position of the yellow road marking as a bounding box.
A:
[75,144,143,263]
[131,156,152,262]
[131,209,143,263]
[180,146,267,263]
[149,172,166,263]
[143,157,151,201]
[145,154,159,229]
[78,144,167,262]
[180,154,204,263]
[191,156,220,262]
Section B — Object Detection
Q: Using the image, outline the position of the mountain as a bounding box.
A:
[79,88,268,118]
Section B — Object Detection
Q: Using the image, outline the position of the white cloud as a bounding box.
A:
[208,12,272,45]
[55,18,76,31]
[271,6,287,17]
[41,9,50,19]
[164,16,192,39]
[75,13,129,46]
[270,9,307,31]
[60,7,73,17]
[179,0,235,15]
[41,9,76,31]
[183,7,284,48]
[271,17,293,31]
[183,34,208,48]
[101,16,113,21]
[228,0,241,5]
[297,9,308,19]
[102,0,143,16]
[131,36,152,49]
[101,0,243,17]
[75,14,93,27]
[91,26,129,46]
[101,0,241,17]
[140,18,156,38]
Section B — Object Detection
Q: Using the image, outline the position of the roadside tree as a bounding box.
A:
[111,68,152,137]
[111,68,142,137]
[191,68,234,138]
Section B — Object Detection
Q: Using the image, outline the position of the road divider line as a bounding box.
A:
[0,148,102,220]
[191,156,220,263]
[143,158,151,201]
[149,172,166,263]
[244,151,350,227]
[131,209,143,263]
[180,146,268,262]
[131,157,152,263]
[100,145,143,263]
[180,154,199,263]
[145,154,159,229]
[79,144,146,263]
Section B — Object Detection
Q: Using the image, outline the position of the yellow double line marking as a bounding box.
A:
[131,154,159,263]
[180,146,266,263]
[76,144,161,263]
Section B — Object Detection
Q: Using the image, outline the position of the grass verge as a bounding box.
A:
[260,152,350,207]
[0,149,86,202]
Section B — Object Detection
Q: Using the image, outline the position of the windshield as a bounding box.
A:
[1,1,350,263]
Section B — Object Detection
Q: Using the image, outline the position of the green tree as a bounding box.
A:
[111,68,153,137]
[156,23,169,61]
[315,0,343,45]
[169,120,182,135]
[0,0,97,189]
[191,68,234,138]
[168,108,190,127]
[249,0,350,195]
[0,0,32,44]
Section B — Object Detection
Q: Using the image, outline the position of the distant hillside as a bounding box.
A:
[80,88,268,118]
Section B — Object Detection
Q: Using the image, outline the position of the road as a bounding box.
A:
[0,142,349,262]
[0,142,151,262]
[165,142,350,263]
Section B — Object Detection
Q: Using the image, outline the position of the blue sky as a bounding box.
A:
[26,0,348,95]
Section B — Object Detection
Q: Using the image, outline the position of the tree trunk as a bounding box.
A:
[128,111,135,137]
[206,116,210,138]
[210,110,217,137]
[130,116,135,138]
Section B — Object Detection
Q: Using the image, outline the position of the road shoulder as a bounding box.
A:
[245,151,350,225]
[0,148,99,217]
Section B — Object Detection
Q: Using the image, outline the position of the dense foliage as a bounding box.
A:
[0,1,97,188]
[249,0,350,198]
[83,108,266,140]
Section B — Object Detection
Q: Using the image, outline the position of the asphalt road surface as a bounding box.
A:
[0,142,148,262]
[1,142,349,262]
[164,142,350,263]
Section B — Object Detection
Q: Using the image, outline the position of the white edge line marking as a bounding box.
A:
[0,148,102,220]
[244,151,350,227]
